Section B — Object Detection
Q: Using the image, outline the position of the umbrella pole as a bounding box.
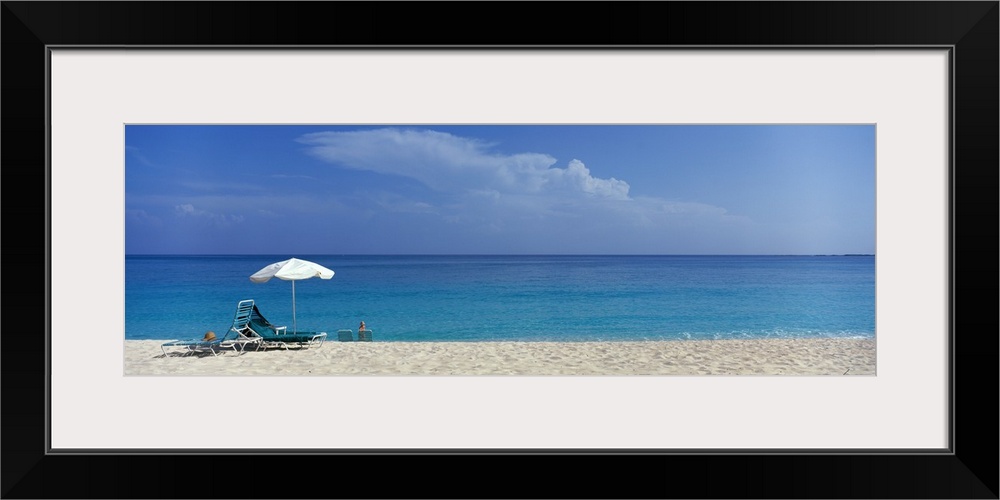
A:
[292,280,297,334]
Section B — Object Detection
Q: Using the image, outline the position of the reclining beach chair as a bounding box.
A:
[245,301,327,349]
[358,329,373,342]
[222,299,265,353]
[337,329,354,342]
[160,300,263,356]
[160,335,225,357]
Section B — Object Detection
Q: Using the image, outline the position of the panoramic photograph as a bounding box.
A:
[123,124,876,376]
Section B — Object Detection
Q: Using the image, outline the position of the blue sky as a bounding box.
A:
[125,124,875,255]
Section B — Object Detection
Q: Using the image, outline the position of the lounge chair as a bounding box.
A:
[160,300,261,356]
[244,300,327,349]
[337,329,354,342]
[358,329,373,342]
[160,335,224,357]
[223,299,265,352]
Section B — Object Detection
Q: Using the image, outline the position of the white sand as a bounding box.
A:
[126,338,876,376]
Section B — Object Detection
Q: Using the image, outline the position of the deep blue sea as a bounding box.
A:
[125,255,875,342]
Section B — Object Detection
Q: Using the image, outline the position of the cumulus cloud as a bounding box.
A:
[294,127,752,252]
[297,128,630,200]
[554,160,629,199]
[175,203,196,215]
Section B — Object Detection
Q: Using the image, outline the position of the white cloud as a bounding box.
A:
[125,208,161,227]
[297,128,630,200]
[178,180,266,193]
[295,127,752,252]
[552,160,629,199]
[269,174,317,180]
[370,192,439,215]
[174,203,245,225]
[125,145,155,167]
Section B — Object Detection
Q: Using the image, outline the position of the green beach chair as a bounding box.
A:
[337,329,354,342]
[222,299,265,353]
[161,299,263,356]
[245,301,327,349]
[358,329,373,342]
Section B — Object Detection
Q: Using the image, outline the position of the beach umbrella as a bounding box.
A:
[249,257,334,334]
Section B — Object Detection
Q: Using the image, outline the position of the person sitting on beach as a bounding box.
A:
[358,321,371,341]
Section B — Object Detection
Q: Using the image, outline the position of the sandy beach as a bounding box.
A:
[125,338,876,376]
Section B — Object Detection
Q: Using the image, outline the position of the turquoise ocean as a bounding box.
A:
[125,255,875,342]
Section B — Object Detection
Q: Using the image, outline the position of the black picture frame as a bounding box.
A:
[3,2,996,498]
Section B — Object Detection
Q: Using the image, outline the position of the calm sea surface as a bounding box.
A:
[124,255,875,342]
